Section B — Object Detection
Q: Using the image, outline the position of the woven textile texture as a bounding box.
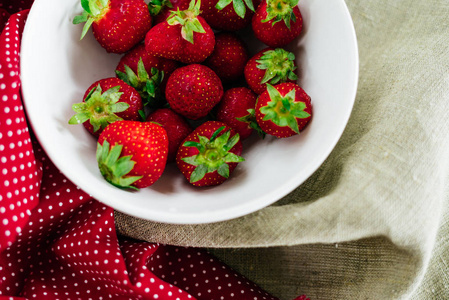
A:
[115,0,449,299]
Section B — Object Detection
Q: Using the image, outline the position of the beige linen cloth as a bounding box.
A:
[115,0,449,299]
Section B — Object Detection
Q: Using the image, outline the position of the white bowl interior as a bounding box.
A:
[20,0,358,224]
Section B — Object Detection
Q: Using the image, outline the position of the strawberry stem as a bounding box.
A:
[262,0,298,29]
[181,127,244,183]
[73,0,110,40]
[260,84,310,134]
[96,141,142,190]
[256,48,298,85]
[167,0,205,44]
[68,84,129,133]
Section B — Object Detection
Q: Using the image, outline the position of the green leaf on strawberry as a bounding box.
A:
[96,140,143,190]
[181,126,245,182]
[116,57,165,108]
[262,0,299,29]
[256,48,298,85]
[68,84,129,133]
[260,83,310,134]
[215,0,255,19]
[167,0,205,43]
[236,109,266,138]
[73,0,110,39]
[148,0,173,16]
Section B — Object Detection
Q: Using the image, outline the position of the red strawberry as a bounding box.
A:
[176,121,244,186]
[216,87,262,140]
[145,0,215,64]
[200,0,255,31]
[69,77,143,137]
[146,108,193,162]
[97,120,168,189]
[0,9,10,32]
[204,32,249,83]
[115,44,178,108]
[244,47,298,94]
[165,64,223,120]
[252,0,303,47]
[73,0,152,53]
[149,0,191,25]
[255,82,311,138]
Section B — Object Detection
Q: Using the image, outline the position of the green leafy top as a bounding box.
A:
[181,126,245,182]
[256,48,298,85]
[235,109,266,138]
[260,84,310,134]
[115,57,165,110]
[263,0,299,29]
[148,0,173,16]
[96,140,142,190]
[215,0,255,19]
[167,0,205,44]
[73,0,110,40]
[68,84,129,133]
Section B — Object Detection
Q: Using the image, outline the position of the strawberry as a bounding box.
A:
[115,44,178,108]
[146,108,193,162]
[204,32,249,83]
[145,0,215,64]
[165,64,223,120]
[255,82,311,138]
[252,0,303,47]
[69,77,143,137]
[216,87,263,140]
[176,121,244,186]
[244,47,298,94]
[97,120,168,189]
[73,0,152,53]
[200,0,255,31]
[149,0,191,25]
[0,9,10,33]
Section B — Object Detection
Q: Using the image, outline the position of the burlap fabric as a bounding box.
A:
[115,0,449,298]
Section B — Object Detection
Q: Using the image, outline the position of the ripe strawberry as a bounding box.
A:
[145,0,215,64]
[165,64,223,120]
[176,121,244,186]
[244,47,298,94]
[252,0,303,47]
[115,44,178,108]
[255,82,311,138]
[204,32,249,83]
[149,0,191,25]
[146,108,193,162]
[216,87,263,140]
[97,120,168,189]
[73,0,152,53]
[200,0,255,31]
[0,9,10,32]
[69,78,143,137]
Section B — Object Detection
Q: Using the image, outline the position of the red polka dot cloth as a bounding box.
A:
[0,1,310,299]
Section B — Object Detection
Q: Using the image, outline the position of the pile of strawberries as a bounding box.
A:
[69,0,312,189]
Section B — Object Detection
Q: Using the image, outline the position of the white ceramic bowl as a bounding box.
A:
[21,0,358,224]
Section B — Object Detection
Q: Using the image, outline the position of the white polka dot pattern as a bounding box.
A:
[0,9,42,252]
[0,5,310,300]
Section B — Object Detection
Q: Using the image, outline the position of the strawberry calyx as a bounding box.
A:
[256,48,298,85]
[181,126,245,183]
[262,0,299,29]
[96,140,142,190]
[73,0,110,40]
[236,109,266,138]
[68,84,129,133]
[260,84,310,134]
[215,0,255,19]
[115,58,165,109]
[148,0,173,16]
[167,0,205,43]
